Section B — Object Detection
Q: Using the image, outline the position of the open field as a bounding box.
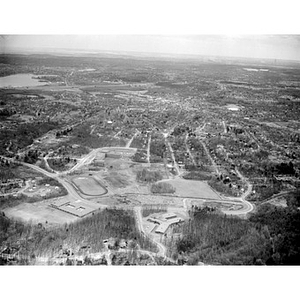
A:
[166,178,221,200]
[3,197,78,225]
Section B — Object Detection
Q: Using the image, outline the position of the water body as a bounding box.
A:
[0,74,49,88]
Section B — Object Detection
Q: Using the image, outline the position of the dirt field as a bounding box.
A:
[72,176,107,196]
[166,178,221,200]
[3,197,78,225]
[103,171,131,188]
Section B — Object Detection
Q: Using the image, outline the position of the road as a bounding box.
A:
[133,206,167,258]
[161,125,182,176]
[222,120,227,134]
[184,132,196,166]
[220,168,254,215]
[183,196,253,216]
[200,140,220,175]
[0,154,94,202]
[260,189,295,205]
[165,139,181,176]
[126,130,139,148]
[146,133,151,165]
[66,148,99,174]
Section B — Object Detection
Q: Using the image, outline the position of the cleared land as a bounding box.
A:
[3,197,78,225]
[166,178,221,200]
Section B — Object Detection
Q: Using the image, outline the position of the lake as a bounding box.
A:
[0,74,49,88]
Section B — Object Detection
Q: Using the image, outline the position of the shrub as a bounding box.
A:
[136,169,163,183]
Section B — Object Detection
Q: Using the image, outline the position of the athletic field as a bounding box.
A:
[72,176,107,196]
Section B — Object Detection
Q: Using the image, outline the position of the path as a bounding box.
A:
[126,130,139,148]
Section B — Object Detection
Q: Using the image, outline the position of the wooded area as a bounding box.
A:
[0,208,157,265]
[165,194,300,265]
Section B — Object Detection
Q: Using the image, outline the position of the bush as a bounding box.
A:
[136,169,163,183]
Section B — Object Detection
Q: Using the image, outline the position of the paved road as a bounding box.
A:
[146,133,151,165]
[185,133,196,166]
[221,168,254,215]
[133,206,167,258]
[200,140,220,175]
[165,139,181,176]
[1,155,92,202]
[67,148,99,174]
[222,120,227,134]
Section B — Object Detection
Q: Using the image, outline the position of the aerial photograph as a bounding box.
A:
[0,34,299,268]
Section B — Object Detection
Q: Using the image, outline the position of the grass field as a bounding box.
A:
[167,178,221,199]
[72,176,107,196]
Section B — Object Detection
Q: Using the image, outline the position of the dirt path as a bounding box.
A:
[126,130,139,148]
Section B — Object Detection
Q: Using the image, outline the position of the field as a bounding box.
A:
[72,176,107,196]
[3,196,78,225]
[166,178,221,199]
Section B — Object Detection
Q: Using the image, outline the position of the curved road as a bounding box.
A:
[133,206,167,257]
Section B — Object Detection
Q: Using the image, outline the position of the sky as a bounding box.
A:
[1,35,300,61]
[1,0,299,61]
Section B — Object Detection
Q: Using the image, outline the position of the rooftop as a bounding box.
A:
[51,198,98,218]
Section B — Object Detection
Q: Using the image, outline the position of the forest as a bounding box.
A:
[0,121,58,156]
[166,194,300,265]
[0,208,157,265]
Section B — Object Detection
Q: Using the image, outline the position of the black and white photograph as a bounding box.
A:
[0,0,299,299]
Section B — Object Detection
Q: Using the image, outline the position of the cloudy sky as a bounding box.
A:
[1,35,300,61]
[1,0,299,61]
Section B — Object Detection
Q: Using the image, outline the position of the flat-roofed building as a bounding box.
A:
[168,217,184,225]
[154,217,184,234]
[155,223,170,234]
[51,198,98,218]
[147,217,161,224]
[162,212,177,220]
